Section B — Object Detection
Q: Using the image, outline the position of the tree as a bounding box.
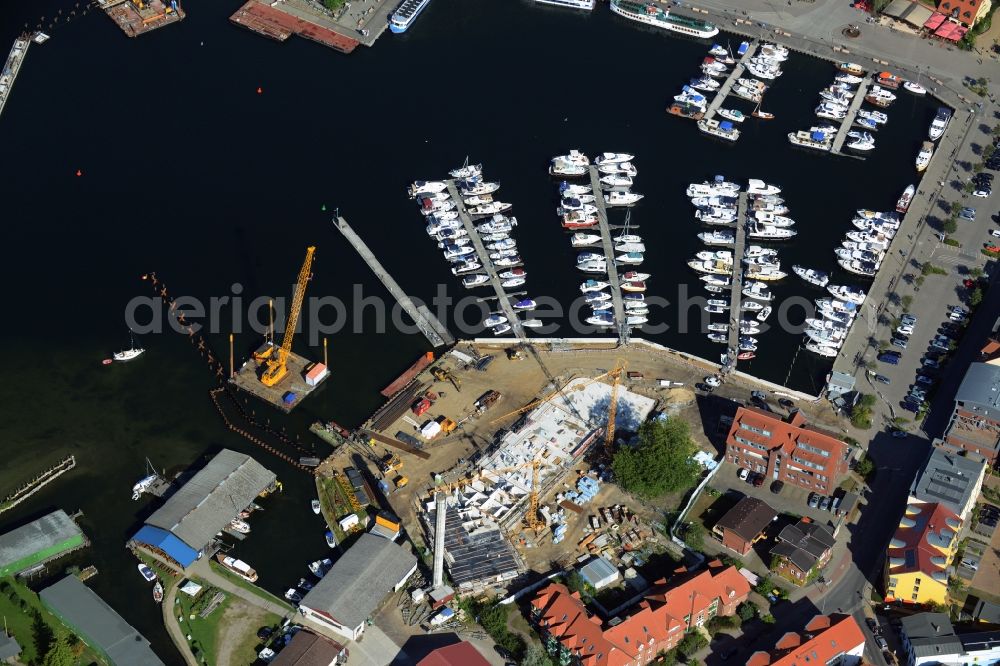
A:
[677,631,708,659]
[901,294,914,310]
[737,602,758,622]
[682,522,706,551]
[521,644,554,666]
[657,648,680,665]
[943,218,958,234]
[42,637,74,666]
[855,454,875,479]
[565,571,588,597]
[970,267,984,278]
[970,288,983,307]
[612,418,700,498]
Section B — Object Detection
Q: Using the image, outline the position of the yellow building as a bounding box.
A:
[885,502,961,606]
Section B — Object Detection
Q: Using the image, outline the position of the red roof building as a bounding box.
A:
[724,407,851,494]
[530,562,750,666]
[417,642,491,666]
[746,614,866,665]
[936,0,991,26]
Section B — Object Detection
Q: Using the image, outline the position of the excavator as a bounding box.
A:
[254,247,315,387]
[431,366,461,392]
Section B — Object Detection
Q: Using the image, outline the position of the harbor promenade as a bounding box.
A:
[831,78,872,155]
[333,216,453,348]
[588,166,628,346]
[704,40,758,122]
[446,181,527,341]
[726,193,748,370]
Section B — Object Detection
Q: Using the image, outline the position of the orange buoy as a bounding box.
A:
[257,87,262,94]
[76,169,82,176]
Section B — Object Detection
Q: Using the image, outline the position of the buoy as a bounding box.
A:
[257,87,262,94]
[102,359,113,365]
[321,204,326,211]
[76,169,82,177]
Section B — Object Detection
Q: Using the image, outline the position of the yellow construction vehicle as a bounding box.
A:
[379,453,402,475]
[255,247,316,387]
[431,366,461,392]
[393,475,409,489]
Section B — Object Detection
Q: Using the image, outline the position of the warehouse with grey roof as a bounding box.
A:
[299,533,417,642]
[40,575,164,665]
[0,509,87,578]
[130,449,276,568]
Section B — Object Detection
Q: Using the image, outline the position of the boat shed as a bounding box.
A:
[0,509,87,578]
[131,449,275,569]
[39,575,164,665]
[299,533,417,642]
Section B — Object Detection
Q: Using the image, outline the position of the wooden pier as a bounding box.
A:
[831,79,872,156]
[333,216,453,347]
[704,41,758,122]
[446,181,526,341]
[0,35,32,120]
[588,166,628,346]
[726,193,749,370]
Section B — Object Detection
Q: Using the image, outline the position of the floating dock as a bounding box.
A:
[446,180,527,341]
[726,193,749,371]
[334,216,453,348]
[230,343,329,413]
[831,78,872,156]
[229,0,359,53]
[588,166,628,346]
[98,0,185,37]
[0,35,31,120]
[704,41,757,122]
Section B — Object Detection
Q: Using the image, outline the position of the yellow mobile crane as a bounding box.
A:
[255,246,316,387]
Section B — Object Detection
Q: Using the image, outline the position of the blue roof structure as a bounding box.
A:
[131,526,198,567]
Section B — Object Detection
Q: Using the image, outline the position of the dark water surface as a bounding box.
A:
[0,0,935,661]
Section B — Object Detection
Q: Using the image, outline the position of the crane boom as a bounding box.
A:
[605,360,627,453]
[261,246,316,387]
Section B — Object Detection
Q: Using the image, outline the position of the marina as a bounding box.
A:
[831,78,873,156]
[703,41,758,122]
[334,216,453,347]
[0,35,32,120]
[588,165,628,345]
[446,179,527,341]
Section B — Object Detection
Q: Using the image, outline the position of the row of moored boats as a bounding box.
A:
[409,164,540,335]
[553,151,650,328]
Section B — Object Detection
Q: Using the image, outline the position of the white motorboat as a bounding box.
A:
[698,230,735,246]
[745,266,788,281]
[586,313,615,327]
[757,306,773,322]
[451,261,482,275]
[793,265,830,287]
[468,201,512,216]
[741,300,764,311]
[835,248,882,264]
[695,207,737,225]
[463,195,493,207]
[501,277,526,288]
[754,211,795,227]
[739,336,759,352]
[705,284,727,294]
[746,61,781,80]
[746,179,780,196]
[571,232,602,247]
[559,181,591,196]
[929,107,951,141]
[598,161,638,177]
[621,280,646,293]
[688,259,733,275]
[805,328,846,345]
[686,182,739,198]
[409,180,447,197]
[740,321,761,334]
[615,242,646,253]
[463,274,490,288]
[594,152,635,165]
[744,246,777,259]
[806,318,848,332]
[805,342,838,357]
[858,109,888,124]
[521,319,544,328]
[513,299,536,311]
[697,250,734,263]
[616,252,644,265]
[614,233,643,244]
[132,473,159,501]
[621,271,651,282]
[487,238,517,251]
[865,85,897,107]
[437,236,471,249]
[700,274,730,286]
[591,301,613,312]
[788,130,832,151]
[915,140,934,172]
[229,518,250,534]
[494,255,523,267]
[742,281,773,301]
[458,180,500,197]
[705,304,728,314]
[708,323,728,333]
[600,174,633,189]
[443,245,474,260]
[698,119,741,142]
[499,268,526,280]
[219,554,259,582]
[577,251,604,264]
[560,194,595,209]
[605,190,644,206]
[903,81,927,95]
[580,279,609,292]
[114,330,145,362]
[691,194,737,208]
[827,284,866,304]
[691,75,721,91]
[731,84,763,103]
[553,150,590,166]
[577,259,608,273]
[759,42,789,60]
[626,315,648,326]
[846,131,875,151]
[838,258,878,276]
[708,333,728,343]
[449,162,483,179]
[138,564,157,582]
[483,314,508,327]
[835,72,863,85]
[718,108,746,123]
[551,160,588,177]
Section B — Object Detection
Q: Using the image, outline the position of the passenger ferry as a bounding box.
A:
[389,0,431,33]
[534,0,594,9]
[610,0,719,38]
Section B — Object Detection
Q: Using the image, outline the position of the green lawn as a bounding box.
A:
[0,576,106,665]
[207,560,294,612]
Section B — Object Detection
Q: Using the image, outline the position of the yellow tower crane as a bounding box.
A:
[256,246,316,387]
[605,359,627,454]
[433,458,552,531]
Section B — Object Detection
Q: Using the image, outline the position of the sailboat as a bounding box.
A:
[752,102,774,120]
[114,330,145,362]
[131,458,162,501]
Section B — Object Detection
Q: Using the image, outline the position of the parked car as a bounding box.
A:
[866,617,880,634]
[752,474,764,488]
[878,353,900,365]
[739,468,750,481]
[991,229,1000,238]
[916,375,935,386]
[900,314,917,325]
[808,493,820,508]
[891,337,908,349]
[751,390,767,402]
[922,358,940,369]
[973,187,992,198]
[900,401,919,413]
[896,324,914,336]
[819,496,831,511]
[874,374,891,384]
[960,207,977,221]
[891,429,908,439]
[876,636,889,651]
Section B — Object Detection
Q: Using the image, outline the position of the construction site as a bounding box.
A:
[230,247,331,413]
[97,0,184,38]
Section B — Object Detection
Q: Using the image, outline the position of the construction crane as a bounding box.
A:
[605,359,627,454]
[432,458,552,531]
[255,246,316,387]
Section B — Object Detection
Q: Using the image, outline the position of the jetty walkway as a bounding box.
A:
[726,194,748,370]
[588,166,628,346]
[704,40,758,122]
[333,216,453,348]
[831,78,872,156]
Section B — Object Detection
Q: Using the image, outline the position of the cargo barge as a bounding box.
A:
[229,0,359,54]
[381,352,435,397]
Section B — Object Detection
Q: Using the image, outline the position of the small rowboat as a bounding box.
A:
[102,359,113,365]
[737,351,756,360]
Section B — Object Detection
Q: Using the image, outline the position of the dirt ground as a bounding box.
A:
[323,341,846,570]
[215,597,273,666]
